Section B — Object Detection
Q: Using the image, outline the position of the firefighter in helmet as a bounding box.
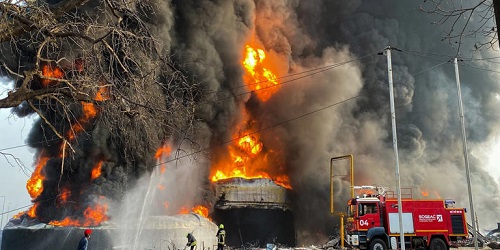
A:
[186,232,197,250]
[216,224,226,250]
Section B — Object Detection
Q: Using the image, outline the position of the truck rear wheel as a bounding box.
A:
[429,238,447,250]
[369,239,387,250]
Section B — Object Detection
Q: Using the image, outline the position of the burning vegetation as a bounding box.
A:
[0,0,201,226]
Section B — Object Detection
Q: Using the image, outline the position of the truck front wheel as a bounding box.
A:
[429,238,447,250]
[369,238,387,250]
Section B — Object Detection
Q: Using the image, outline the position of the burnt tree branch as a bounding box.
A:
[0,0,89,43]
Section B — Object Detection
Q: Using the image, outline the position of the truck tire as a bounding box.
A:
[369,239,387,250]
[429,238,447,250]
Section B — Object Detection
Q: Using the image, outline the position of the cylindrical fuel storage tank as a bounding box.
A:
[1,213,217,249]
[212,177,295,248]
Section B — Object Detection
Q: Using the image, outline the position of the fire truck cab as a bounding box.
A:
[345,186,468,250]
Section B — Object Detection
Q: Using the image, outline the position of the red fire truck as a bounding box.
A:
[345,186,468,250]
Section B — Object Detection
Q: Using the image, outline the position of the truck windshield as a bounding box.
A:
[358,203,377,216]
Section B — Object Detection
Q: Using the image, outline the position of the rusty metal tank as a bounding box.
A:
[212,177,295,248]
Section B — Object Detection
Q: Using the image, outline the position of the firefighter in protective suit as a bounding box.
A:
[216,224,226,250]
[186,233,197,250]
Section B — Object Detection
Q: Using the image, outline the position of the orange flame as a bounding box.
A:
[49,199,109,227]
[274,175,292,190]
[95,86,110,101]
[66,102,99,141]
[26,154,49,199]
[40,64,64,87]
[81,102,98,120]
[91,161,104,180]
[66,88,105,141]
[82,203,109,225]
[420,188,441,198]
[238,135,263,155]
[192,205,209,218]
[48,217,81,227]
[208,41,291,189]
[27,203,38,218]
[155,144,172,174]
[26,64,109,224]
[210,133,291,189]
[242,45,280,102]
[58,187,71,203]
[13,211,24,219]
[155,144,172,159]
[178,207,189,214]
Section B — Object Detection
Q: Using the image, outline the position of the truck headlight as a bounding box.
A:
[351,235,359,246]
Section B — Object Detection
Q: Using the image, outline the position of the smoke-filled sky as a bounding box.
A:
[2,0,500,243]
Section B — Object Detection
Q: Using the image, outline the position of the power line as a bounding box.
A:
[5,47,499,221]
[0,195,65,217]
[459,62,500,74]
[207,50,381,96]
[0,50,382,153]
[153,95,361,168]
[410,61,450,76]
[206,51,380,105]
[398,48,457,61]
[2,49,496,162]
[1,94,362,220]
[397,49,500,76]
[399,48,500,63]
[0,137,61,152]
[0,49,373,215]
[0,204,32,216]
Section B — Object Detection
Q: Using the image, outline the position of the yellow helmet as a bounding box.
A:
[219,224,224,229]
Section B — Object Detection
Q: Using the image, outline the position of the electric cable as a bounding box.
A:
[5,46,496,221]
[459,61,500,74]
[153,95,361,168]
[0,49,382,152]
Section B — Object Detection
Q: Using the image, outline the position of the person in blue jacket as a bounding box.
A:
[77,229,92,250]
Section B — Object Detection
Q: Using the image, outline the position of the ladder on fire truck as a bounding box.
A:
[467,223,488,245]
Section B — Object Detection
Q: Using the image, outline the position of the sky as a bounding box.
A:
[0,95,35,227]
[2,0,500,238]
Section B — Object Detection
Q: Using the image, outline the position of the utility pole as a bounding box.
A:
[0,196,5,229]
[493,0,500,48]
[453,58,478,250]
[384,46,405,250]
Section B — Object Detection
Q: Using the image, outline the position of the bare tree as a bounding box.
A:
[1,0,199,156]
[420,0,499,51]
[0,0,201,222]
